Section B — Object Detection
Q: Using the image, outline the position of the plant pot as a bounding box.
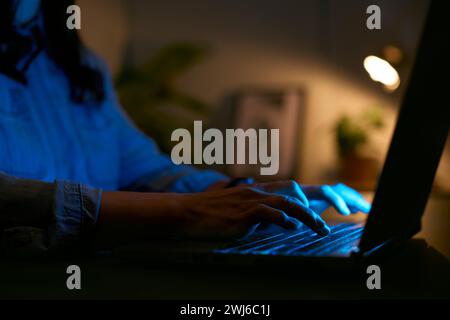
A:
[340,154,379,190]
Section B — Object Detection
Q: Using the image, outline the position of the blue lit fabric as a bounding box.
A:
[0,28,226,255]
[0,50,226,192]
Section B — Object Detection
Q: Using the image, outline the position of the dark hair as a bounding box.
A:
[0,0,105,105]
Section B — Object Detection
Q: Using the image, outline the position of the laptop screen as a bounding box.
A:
[359,0,450,254]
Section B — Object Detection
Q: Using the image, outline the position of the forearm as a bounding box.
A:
[96,191,186,247]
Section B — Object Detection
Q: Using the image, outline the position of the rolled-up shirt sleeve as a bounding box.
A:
[49,180,102,251]
[0,172,102,256]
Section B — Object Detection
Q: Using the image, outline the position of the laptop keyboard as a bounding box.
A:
[213,223,364,257]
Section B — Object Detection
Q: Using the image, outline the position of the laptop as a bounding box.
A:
[115,0,449,266]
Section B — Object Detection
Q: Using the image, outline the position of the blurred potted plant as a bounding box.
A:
[115,43,211,153]
[335,108,385,188]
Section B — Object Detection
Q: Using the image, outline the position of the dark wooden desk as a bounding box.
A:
[0,195,449,299]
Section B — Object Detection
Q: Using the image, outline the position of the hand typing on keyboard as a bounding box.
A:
[301,183,371,215]
[174,180,371,240]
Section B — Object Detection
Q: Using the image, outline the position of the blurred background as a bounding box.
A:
[77,0,449,193]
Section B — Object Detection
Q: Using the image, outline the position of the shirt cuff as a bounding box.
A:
[48,181,102,252]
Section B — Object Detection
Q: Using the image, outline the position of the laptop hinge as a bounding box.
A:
[352,227,419,260]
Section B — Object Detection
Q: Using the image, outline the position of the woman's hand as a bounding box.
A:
[301,183,371,215]
[239,180,370,216]
[178,185,329,239]
[98,184,329,245]
[178,181,370,239]
[97,181,370,246]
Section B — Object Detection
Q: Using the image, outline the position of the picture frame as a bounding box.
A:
[228,88,307,180]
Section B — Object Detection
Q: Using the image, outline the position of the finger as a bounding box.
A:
[303,184,371,214]
[289,180,310,207]
[254,181,309,207]
[309,200,330,215]
[332,184,371,213]
[299,185,323,199]
[321,185,352,216]
[346,201,371,214]
[250,204,300,230]
[265,196,331,236]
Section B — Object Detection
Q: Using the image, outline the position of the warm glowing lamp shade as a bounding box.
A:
[364,55,400,91]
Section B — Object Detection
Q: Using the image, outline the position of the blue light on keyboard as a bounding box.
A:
[213,223,364,257]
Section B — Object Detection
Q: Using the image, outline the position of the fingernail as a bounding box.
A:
[343,207,351,216]
[363,203,372,213]
[315,218,331,235]
[320,225,331,236]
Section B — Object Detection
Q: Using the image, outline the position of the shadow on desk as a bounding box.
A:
[0,239,448,299]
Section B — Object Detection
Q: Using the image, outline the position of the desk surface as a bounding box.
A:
[0,195,449,300]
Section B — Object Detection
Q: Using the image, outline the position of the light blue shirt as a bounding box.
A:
[0,45,226,255]
[0,50,225,192]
